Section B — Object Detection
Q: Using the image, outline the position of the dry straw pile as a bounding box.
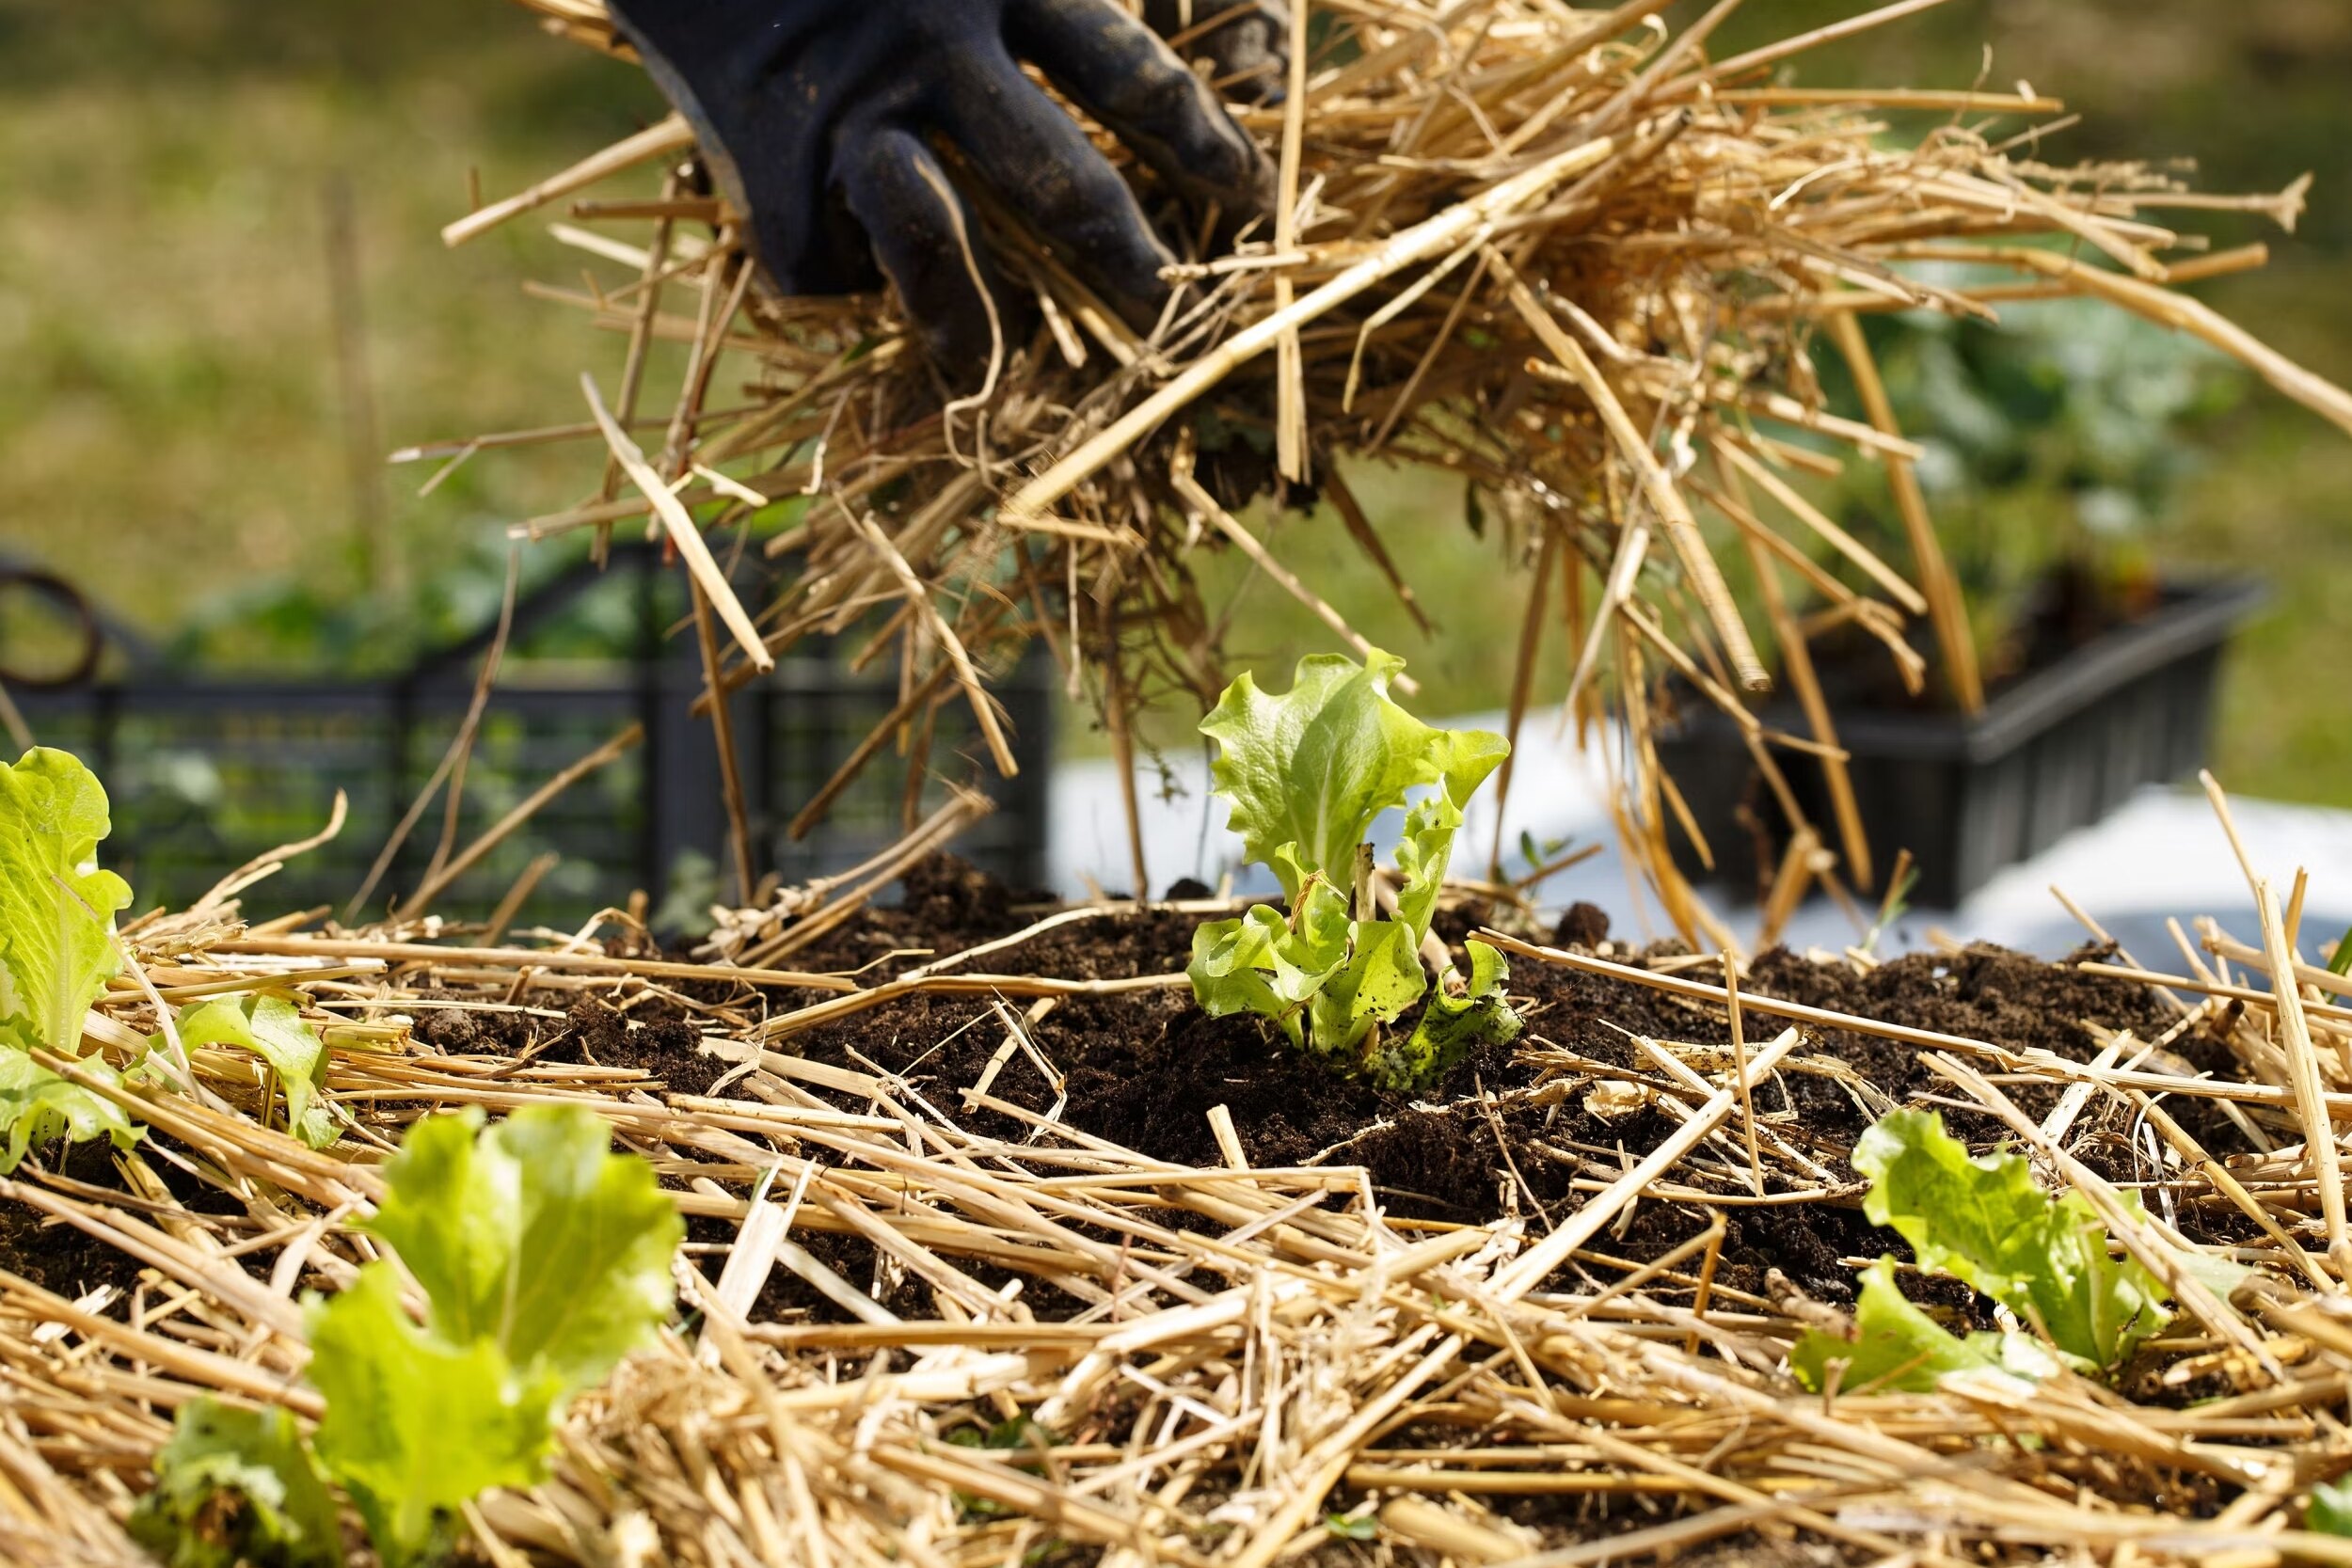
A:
[423,0,2344,940]
[9,784,2352,1566]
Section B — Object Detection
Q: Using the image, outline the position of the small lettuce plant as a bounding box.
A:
[0,747,336,1165]
[0,748,142,1170]
[1188,650,1518,1091]
[132,1104,682,1567]
[1792,1110,2248,1394]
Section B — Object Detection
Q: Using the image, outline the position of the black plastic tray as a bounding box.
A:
[1654,578,2267,910]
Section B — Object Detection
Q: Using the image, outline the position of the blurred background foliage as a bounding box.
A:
[0,0,2346,800]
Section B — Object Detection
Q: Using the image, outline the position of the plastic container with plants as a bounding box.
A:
[1661,296,2274,907]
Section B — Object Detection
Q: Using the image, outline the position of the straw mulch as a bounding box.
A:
[424,0,2348,940]
[7,782,2352,1567]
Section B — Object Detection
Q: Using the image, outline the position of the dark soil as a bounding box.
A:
[691,856,2216,1316]
[208,853,2186,1332]
[539,997,732,1098]
[0,853,2217,1341]
[0,1132,255,1303]
[0,1142,155,1299]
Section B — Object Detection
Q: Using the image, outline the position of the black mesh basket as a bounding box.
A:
[13,545,1051,929]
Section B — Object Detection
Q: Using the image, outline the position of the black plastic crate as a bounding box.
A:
[1654,578,2265,910]
[11,546,1052,927]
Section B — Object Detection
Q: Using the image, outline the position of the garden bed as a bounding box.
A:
[5,845,2344,1568]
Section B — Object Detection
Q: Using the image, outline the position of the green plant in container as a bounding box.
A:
[1187,650,1518,1092]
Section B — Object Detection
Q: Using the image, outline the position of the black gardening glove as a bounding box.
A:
[1140,0,1290,101]
[605,0,1283,380]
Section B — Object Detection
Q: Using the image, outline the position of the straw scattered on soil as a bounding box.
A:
[8,777,2352,1567]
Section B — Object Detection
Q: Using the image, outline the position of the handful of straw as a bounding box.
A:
[441,0,2345,935]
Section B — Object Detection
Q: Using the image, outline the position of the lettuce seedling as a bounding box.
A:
[2311,1477,2352,1537]
[0,1052,141,1173]
[1794,1111,2245,1390]
[310,1104,683,1562]
[129,1400,342,1568]
[308,1267,559,1562]
[1188,651,1518,1091]
[1788,1257,2056,1396]
[0,748,141,1172]
[174,996,338,1149]
[144,1105,682,1568]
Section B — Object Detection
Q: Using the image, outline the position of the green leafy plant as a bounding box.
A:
[0,1052,141,1173]
[1187,650,1518,1091]
[1788,1257,2056,1396]
[174,995,337,1148]
[0,747,141,1172]
[139,1105,682,1567]
[1829,299,2242,683]
[1794,1111,2244,1392]
[129,1402,342,1568]
[2311,1478,2352,1538]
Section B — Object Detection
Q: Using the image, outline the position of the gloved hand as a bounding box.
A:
[1139,0,1290,101]
[605,0,1284,380]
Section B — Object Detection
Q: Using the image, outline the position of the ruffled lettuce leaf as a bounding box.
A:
[362,1104,683,1395]
[1303,916,1428,1069]
[0,747,134,1054]
[175,996,337,1148]
[1382,939,1521,1091]
[0,1050,141,1174]
[129,1398,342,1568]
[1200,650,1502,901]
[1856,1111,2169,1372]
[305,1267,556,1568]
[1189,882,1353,1047]
[1791,1257,2057,1395]
[1389,734,1510,948]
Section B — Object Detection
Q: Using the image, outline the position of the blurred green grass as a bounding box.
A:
[0,0,665,626]
[0,0,2345,802]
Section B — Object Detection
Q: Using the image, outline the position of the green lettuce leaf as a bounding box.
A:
[175,996,337,1148]
[2172,1242,2257,1307]
[1379,939,1521,1092]
[129,1398,342,1568]
[0,748,134,1054]
[306,1266,558,1568]
[1389,735,1510,949]
[1856,1110,2169,1371]
[1190,905,1434,1077]
[2311,1477,2352,1537]
[0,1050,142,1174]
[1188,886,1353,1047]
[1200,651,1502,901]
[363,1104,682,1394]
[1790,1258,2057,1394]
[1304,917,1427,1066]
